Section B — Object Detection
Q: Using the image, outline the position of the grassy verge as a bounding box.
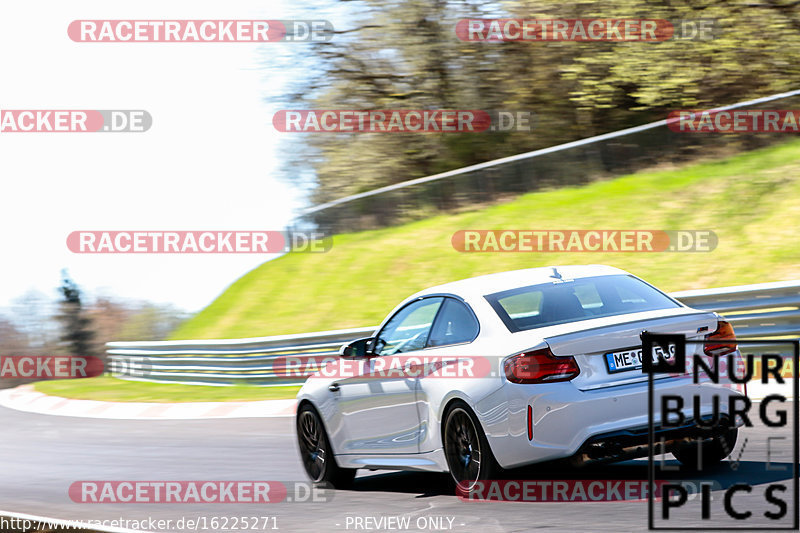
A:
[173,139,800,340]
[33,376,300,403]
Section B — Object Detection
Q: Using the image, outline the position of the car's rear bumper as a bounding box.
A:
[571,415,736,465]
[484,375,743,470]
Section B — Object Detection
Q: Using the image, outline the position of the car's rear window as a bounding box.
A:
[485,274,681,332]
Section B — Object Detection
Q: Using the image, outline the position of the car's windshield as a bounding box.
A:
[485,274,680,333]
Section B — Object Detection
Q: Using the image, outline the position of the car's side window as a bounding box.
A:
[426,298,479,347]
[373,297,444,355]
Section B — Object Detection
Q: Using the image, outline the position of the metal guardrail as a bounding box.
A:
[298,90,800,233]
[670,280,800,339]
[302,90,800,219]
[107,280,800,386]
[107,326,376,386]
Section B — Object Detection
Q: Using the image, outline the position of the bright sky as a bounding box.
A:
[0,1,325,315]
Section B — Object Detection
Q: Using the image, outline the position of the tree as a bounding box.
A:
[0,316,32,355]
[274,0,800,224]
[55,271,97,358]
[11,288,58,350]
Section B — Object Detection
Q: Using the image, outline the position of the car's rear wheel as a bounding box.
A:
[672,428,738,470]
[443,402,499,493]
[296,404,355,488]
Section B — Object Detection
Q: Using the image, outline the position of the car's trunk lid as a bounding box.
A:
[544,309,718,390]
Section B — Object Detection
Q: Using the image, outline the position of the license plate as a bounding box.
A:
[604,344,676,373]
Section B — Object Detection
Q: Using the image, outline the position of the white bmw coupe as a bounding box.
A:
[296,265,742,490]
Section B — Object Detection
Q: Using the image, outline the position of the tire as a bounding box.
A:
[672,428,738,470]
[296,404,356,489]
[442,401,500,494]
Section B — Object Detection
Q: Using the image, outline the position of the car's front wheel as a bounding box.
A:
[296,404,355,488]
[672,428,738,470]
[443,401,499,493]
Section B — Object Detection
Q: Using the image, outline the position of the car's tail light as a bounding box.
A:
[704,320,737,356]
[704,320,746,395]
[504,347,580,384]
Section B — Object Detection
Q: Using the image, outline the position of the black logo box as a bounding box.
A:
[643,334,799,531]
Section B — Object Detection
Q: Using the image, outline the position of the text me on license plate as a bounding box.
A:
[604,344,676,373]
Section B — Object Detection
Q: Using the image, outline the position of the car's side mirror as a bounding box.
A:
[339,337,374,358]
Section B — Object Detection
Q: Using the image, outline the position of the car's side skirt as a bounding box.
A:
[335,449,448,472]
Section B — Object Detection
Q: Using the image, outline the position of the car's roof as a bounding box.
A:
[412,264,629,301]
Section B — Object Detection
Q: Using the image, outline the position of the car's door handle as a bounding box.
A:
[328,383,340,392]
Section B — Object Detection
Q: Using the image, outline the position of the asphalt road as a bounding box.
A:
[0,402,796,533]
